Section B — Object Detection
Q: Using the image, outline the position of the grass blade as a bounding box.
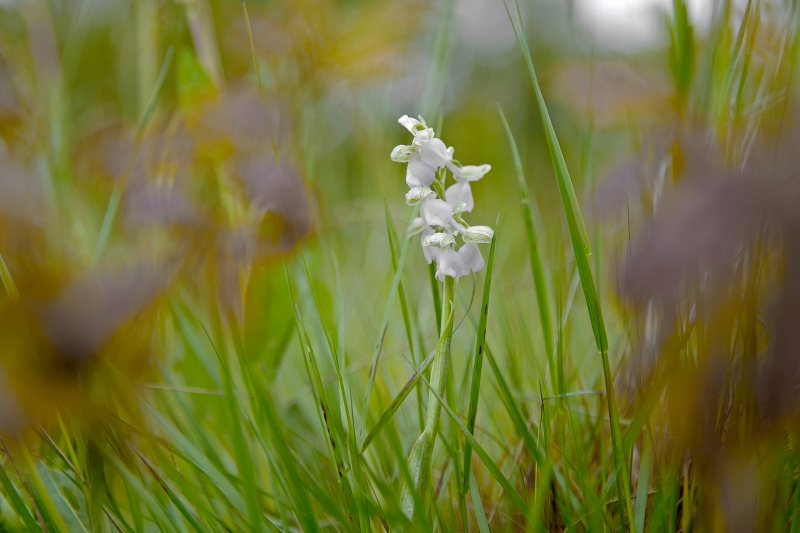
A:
[497,105,555,366]
[360,348,436,453]
[461,214,499,494]
[504,1,633,529]
[360,207,418,431]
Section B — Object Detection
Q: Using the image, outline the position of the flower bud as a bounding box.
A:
[405,186,434,206]
[463,225,494,244]
[457,164,491,181]
[423,232,455,248]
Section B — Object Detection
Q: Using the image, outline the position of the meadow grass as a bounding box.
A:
[1,0,800,531]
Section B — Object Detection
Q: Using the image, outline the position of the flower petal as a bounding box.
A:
[458,243,484,273]
[436,246,468,281]
[420,197,453,228]
[406,155,435,188]
[458,164,491,181]
[421,227,436,264]
[419,138,452,168]
[398,115,424,134]
[445,180,474,212]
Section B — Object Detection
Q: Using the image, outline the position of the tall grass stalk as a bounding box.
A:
[504,0,634,529]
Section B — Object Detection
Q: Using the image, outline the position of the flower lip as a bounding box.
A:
[423,232,456,248]
[464,225,494,244]
[391,144,416,163]
[454,164,491,182]
[405,186,435,206]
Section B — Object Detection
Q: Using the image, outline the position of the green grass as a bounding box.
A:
[0,0,799,531]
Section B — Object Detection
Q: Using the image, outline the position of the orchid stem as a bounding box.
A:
[400,275,456,522]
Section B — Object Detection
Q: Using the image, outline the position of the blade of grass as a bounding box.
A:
[469,474,490,533]
[461,214,499,495]
[385,203,425,430]
[360,207,418,431]
[634,435,653,533]
[360,348,436,453]
[288,261,355,524]
[497,105,555,367]
[92,46,174,266]
[0,452,39,531]
[504,1,634,529]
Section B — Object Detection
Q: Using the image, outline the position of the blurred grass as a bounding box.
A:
[0,0,798,531]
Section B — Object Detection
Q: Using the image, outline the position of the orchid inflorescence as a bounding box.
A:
[391,115,494,281]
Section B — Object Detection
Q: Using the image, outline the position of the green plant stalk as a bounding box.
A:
[399,276,456,521]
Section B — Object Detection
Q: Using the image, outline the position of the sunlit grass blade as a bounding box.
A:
[460,214,499,495]
[469,474,490,533]
[504,0,633,529]
[360,207,419,430]
[634,434,653,533]
[20,446,70,533]
[0,451,40,531]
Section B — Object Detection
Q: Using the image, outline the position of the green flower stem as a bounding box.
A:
[400,275,456,521]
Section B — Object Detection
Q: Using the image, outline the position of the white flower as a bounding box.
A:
[435,246,468,281]
[445,180,475,212]
[464,225,494,244]
[418,138,452,168]
[405,186,434,206]
[420,197,453,228]
[405,153,436,188]
[458,242,484,273]
[445,164,491,213]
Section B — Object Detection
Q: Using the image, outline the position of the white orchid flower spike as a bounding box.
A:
[391,114,494,280]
